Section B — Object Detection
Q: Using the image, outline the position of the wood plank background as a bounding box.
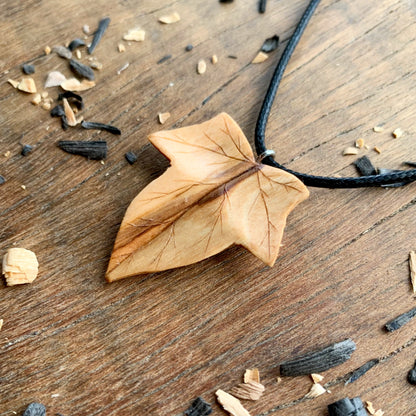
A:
[1,0,416,414]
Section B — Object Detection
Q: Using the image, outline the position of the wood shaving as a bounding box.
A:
[118,43,126,53]
[123,28,145,42]
[197,59,206,74]
[244,368,260,383]
[373,126,384,133]
[21,185,26,190]
[42,102,51,110]
[355,138,365,149]
[392,128,403,138]
[276,377,282,384]
[252,51,269,63]
[158,112,171,124]
[90,61,103,70]
[158,12,181,24]
[211,54,218,64]
[0,319,3,331]
[83,24,90,35]
[8,79,19,88]
[61,78,95,91]
[2,248,39,286]
[304,383,327,398]
[229,381,265,401]
[215,390,251,416]
[366,401,375,415]
[410,251,416,293]
[44,45,51,55]
[41,91,48,99]
[45,71,67,88]
[63,98,77,126]
[17,78,37,93]
[374,146,381,154]
[310,373,324,383]
[343,146,359,155]
[76,49,82,59]
[4,151,11,157]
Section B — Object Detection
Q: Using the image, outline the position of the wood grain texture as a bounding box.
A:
[1,0,416,415]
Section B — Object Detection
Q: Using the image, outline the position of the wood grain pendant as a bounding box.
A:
[106,113,309,281]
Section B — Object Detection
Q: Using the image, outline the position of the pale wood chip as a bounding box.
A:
[61,78,95,91]
[44,45,51,55]
[373,126,384,133]
[197,59,206,74]
[41,91,48,99]
[45,71,67,88]
[374,146,381,154]
[0,319,3,331]
[252,51,269,63]
[229,381,265,401]
[42,102,51,110]
[4,151,11,158]
[83,24,90,35]
[366,401,376,415]
[409,251,416,293]
[90,61,103,70]
[118,43,126,53]
[310,373,324,383]
[355,138,365,149]
[8,79,19,88]
[216,390,251,416]
[21,185,26,190]
[17,78,37,93]
[75,49,82,59]
[123,28,145,42]
[211,54,218,64]
[63,98,77,126]
[2,248,39,286]
[343,146,359,155]
[276,377,282,384]
[244,368,260,383]
[392,128,403,138]
[304,383,327,398]
[158,12,181,24]
[158,112,171,124]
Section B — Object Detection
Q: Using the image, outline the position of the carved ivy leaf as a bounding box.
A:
[106,113,309,281]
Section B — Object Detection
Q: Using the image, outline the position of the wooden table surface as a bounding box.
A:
[1,0,416,414]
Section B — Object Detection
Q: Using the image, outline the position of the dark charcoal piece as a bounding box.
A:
[58,141,107,160]
[125,151,138,165]
[405,161,416,167]
[258,0,267,13]
[88,17,111,54]
[385,307,416,332]
[280,339,356,376]
[184,397,213,416]
[68,38,86,51]
[50,105,65,118]
[219,0,234,2]
[345,358,379,385]
[0,175,5,185]
[58,91,84,109]
[69,59,95,80]
[23,402,46,416]
[61,115,69,131]
[81,121,121,135]
[22,64,35,74]
[407,361,416,385]
[21,144,33,156]
[185,44,194,51]
[328,397,366,416]
[157,54,172,64]
[227,55,237,59]
[354,155,377,176]
[261,35,279,53]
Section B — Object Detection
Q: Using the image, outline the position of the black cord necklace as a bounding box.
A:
[255,0,416,188]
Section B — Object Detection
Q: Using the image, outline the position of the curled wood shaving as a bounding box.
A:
[343,146,359,155]
[197,59,206,74]
[215,390,251,416]
[123,28,145,41]
[252,51,268,63]
[158,12,181,24]
[244,368,260,383]
[2,248,39,286]
[61,78,95,91]
[158,112,171,124]
[392,128,403,138]
[17,78,37,93]
[229,381,265,401]
[304,383,327,398]
[409,251,416,293]
[310,373,324,383]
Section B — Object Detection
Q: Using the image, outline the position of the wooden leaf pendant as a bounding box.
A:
[106,113,309,281]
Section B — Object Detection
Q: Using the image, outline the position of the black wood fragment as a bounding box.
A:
[69,59,95,80]
[50,105,65,118]
[68,38,86,51]
[81,121,121,135]
[22,64,35,74]
[279,339,356,376]
[21,144,33,156]
[407,361,416,385]
[157,54,172,64]
[184,397,213,416]
[61,115,69,131]
[219,0,234,3]
[185,44,194,51]
[328,397,366,416]
[345,358,379,385]
[125,151,138,165]
[404,161,416,167]
[227,55,237,59]
[261,35,279,53]
[385,306,416,332]
[258,0,267,13]
[354,155,377,176]
[0,175,5,185]
[58,91,84,109]
[58,141,107,160]
[88,17,111,54]
[23,402,46,416]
